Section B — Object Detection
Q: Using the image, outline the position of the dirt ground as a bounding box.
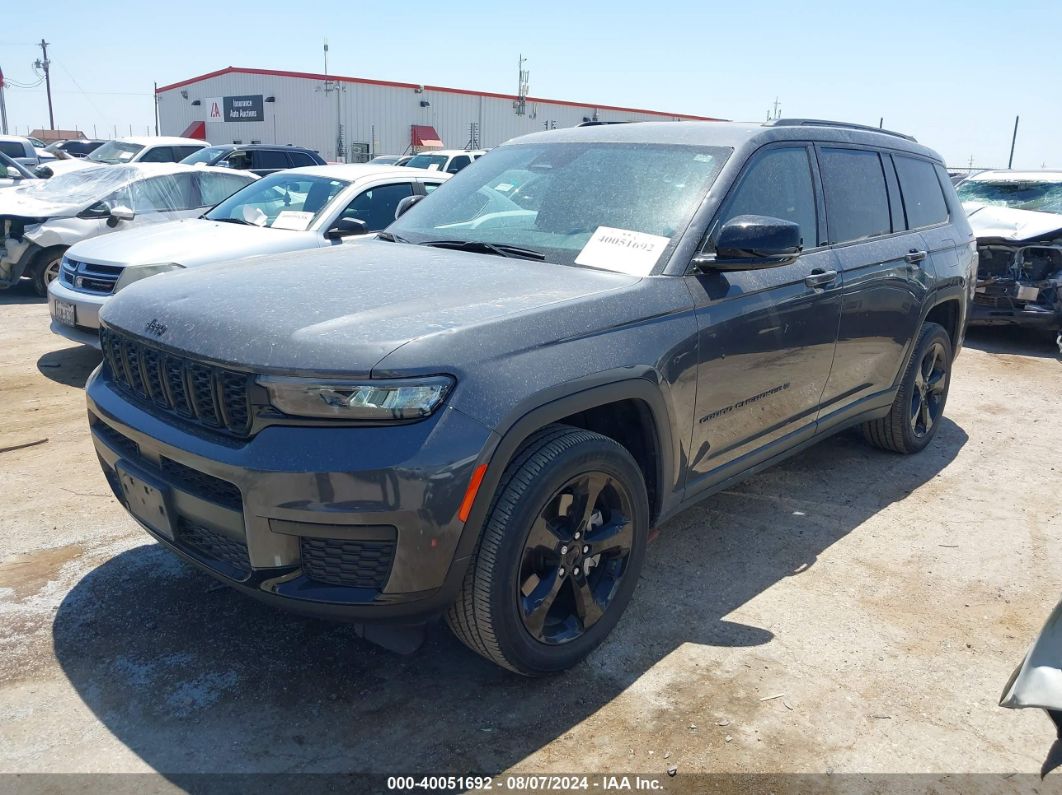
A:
[1,281,1061,789]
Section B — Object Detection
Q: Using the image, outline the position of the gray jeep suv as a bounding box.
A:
[87,120,975,675]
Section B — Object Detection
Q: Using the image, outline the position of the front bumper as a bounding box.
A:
[969,295,1062,329]
[48,279,107,347]
[0,236,37,288]
[87,365,497,622]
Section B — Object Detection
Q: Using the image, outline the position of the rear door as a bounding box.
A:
[685,143,843,489]
[815,146,930,428]
[250,149,290,176]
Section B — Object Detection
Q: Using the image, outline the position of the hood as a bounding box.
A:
[100,240,639,375]
[41,158,92,176]
[966,204,1062,243]
[68,218,313,268]
[0,165,138,219]
[0,183,82,219]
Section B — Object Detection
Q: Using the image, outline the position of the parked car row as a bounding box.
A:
[369,149,486,173]
[6,118,1056,677]
[47,164,448,343]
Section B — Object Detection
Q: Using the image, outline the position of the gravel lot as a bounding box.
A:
[1,282,1060,787]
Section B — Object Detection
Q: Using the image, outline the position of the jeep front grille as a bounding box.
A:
[100,327,253,436]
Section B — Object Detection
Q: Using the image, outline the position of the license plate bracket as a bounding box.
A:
[116,462,175,541]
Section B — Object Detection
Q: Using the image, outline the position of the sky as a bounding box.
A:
[2,0,1059,170]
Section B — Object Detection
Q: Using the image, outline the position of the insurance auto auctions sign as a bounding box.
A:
[205,95,264,122]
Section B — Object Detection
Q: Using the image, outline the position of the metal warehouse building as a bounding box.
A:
[156,66,720,162]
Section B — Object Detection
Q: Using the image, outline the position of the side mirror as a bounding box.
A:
[107,205,135,227]
[694,215,802,271]
[325,217,369,240]
[394,194,426,220]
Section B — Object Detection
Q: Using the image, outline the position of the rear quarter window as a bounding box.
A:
[893,155,949,228]
[818,148,892,244]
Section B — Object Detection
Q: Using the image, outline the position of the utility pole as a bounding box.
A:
[323,39,329,75]
[153,82,159,136]
[34,39,54,130]
[1007,115,1020,169]
[0,67,8,135]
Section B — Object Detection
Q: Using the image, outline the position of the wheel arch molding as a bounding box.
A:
[456,370,677,562]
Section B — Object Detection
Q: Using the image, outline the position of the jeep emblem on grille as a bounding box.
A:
[145,318,167,338]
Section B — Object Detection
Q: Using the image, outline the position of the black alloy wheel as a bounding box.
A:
[518,472,634,645]
[910,340,947,438]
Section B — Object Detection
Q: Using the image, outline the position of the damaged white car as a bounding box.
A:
[959,170,1062,348]
[0,163,255,296]
[1001,599,1062,776]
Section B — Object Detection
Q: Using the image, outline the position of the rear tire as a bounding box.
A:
[862,321,952,454]
[446,424,649,676]
[30,247,65,297]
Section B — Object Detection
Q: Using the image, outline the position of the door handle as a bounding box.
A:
[804,269,838,288]
[905,249,927,264]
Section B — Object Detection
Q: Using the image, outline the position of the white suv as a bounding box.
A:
[402,149,486,174]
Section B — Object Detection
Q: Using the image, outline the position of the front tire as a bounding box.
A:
[862,321,953,454]
[446,425,649,676]
[31,247,66,297]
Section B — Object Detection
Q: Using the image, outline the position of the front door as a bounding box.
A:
[684,144,842,493]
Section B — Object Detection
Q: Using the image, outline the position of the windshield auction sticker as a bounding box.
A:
[271,210,315,231]
[575,226,670,276]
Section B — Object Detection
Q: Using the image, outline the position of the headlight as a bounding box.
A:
[258,375,454,420]
[113,262,183,292]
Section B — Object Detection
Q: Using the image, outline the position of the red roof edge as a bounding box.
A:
[155,66,725,122]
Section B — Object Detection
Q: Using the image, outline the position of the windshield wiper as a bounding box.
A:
[419,239,546,261]
[212,217,253,226]
[376,231,410,243]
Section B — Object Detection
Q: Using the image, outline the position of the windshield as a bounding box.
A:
[957,179,1062,215]
[17,165,138,205]
[181,146,228,165]
[405,154,449,171]
[88,141,144,164]
[204,172,349,230]
[389,142,730,272]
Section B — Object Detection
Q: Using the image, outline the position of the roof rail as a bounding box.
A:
[765,118,917,143]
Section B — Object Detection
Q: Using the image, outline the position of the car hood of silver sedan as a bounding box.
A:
[68,218,317,268]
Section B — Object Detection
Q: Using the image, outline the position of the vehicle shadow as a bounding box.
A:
[964,326,1061,361]
[0,282,43,304]
[37,345,101,388]
[52,419,967,776]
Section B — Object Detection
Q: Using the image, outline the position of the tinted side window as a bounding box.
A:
[287,151,317,167]
[198,173,253,206]
[173,146,204,160]
[818,148,892,244]
[340,183,415,231]
[894,155,949,229]
[252,150,289,170]
[130,174,196,212]
[717,146,818,248]
[138,146,175,163]
[0,142,27,158]
[447,155,471,174]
